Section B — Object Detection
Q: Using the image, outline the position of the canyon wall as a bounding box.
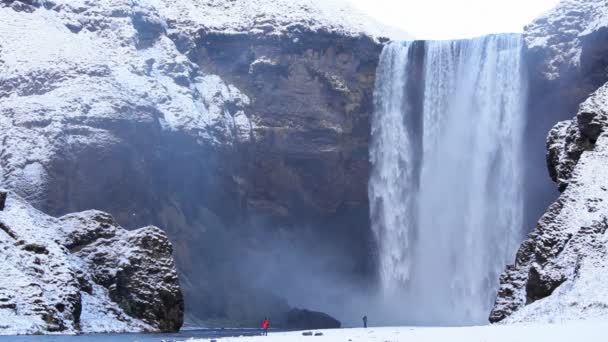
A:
[0,0,388,325]
[4,0,608,328]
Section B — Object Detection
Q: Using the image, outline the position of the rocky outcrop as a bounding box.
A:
[0,191,183,334]
[286,308,341,330]
[491,85,608,323]
[491,0,608,324]
[522,0,608,229]
[546,86,608,191]
[525,0,608,84]
[0,0,386,325]
[73,220,184,332]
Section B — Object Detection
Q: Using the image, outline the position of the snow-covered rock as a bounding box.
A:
[490,83,608,323]
[149,0,410,40]
[521,0,608,248]
[491,1,608,323]
[0,191,183,335]
[524,0,608,81]
[0,0,254,205]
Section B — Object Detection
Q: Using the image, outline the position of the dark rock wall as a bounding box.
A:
[186,32,379,228]
[30,27,383,324]
[177,31,383,323]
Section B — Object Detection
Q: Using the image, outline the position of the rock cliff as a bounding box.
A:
[0,191,183,334]
[522,0,608,228]
[491,0,608,323]
[0,0,392,325]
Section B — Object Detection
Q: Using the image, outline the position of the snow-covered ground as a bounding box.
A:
[189,320,607,342]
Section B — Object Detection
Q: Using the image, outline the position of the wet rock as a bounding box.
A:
[286,308,341,330]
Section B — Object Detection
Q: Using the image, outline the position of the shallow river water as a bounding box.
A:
[0,329,265,342]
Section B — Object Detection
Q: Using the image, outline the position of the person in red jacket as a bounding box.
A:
[261,317,270,336]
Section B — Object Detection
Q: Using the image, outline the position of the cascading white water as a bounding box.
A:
[369,35,526,325]
[369,43,416,294]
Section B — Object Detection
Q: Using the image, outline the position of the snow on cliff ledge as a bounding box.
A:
[525,0,608,80]
[149,0,411,40]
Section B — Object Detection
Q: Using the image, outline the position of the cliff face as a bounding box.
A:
[491,0,608,323]
[0,0,387,325]
[0,191,183,334]
[521,0,608,229]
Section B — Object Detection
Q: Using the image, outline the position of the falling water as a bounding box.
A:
[369,35,526,325]
[369,43,417,295]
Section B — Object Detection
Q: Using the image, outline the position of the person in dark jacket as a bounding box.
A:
[262,317,270,336]
[363,315,368,328]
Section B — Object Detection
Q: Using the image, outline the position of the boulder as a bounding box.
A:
[286,308,341,330]
[0,192,183,335]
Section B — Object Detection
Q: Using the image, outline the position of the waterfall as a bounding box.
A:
[369,43,416,294]
[369,35,526,325]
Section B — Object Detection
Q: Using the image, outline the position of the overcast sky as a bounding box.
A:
[348,0,561,40]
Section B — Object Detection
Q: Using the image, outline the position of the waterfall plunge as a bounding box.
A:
[369,35,527,325]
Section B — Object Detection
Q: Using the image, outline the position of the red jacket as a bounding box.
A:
[262,320,270,329]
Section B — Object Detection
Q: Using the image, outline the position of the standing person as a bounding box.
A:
[262,317,270,336]
[362,315,368,328]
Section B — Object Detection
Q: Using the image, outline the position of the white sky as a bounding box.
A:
[348,0,561,40]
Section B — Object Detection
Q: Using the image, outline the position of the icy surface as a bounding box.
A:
[189,320,606,342]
